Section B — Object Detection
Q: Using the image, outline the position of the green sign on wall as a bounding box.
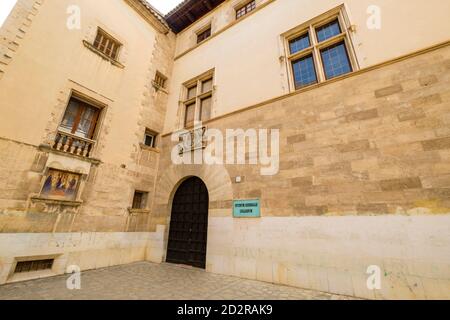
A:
[233,199,261,218]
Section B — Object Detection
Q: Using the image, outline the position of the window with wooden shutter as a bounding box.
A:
[59,97,100,140]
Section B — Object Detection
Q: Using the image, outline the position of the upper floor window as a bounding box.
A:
[236,0,256,19]
[59,97,100,140]
[153,71,167,89]
[53,95,102,158]
[132,191,148,210]
[284,9,357,90]
[197,26,211,44]
[144,129,158,148]
[93,28,122,60]
[183,71,214,128]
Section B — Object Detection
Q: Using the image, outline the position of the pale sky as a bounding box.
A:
[0,0,184,28]
[0,0,17,28]
[147,0,184,14]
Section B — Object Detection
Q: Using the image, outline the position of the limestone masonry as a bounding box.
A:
[0,0,449,299]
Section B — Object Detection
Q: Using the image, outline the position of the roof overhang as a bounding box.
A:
[124,0,171,34]
[166,0,227,33]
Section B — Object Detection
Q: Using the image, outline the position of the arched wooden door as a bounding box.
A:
[166,177,209,269]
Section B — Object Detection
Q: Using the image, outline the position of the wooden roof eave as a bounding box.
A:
[124,0,171,34]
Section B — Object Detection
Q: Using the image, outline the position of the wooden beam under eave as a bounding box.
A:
[203,0,213,10]
[186,12,196,23]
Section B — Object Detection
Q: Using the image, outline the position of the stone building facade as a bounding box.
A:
[1,0,450,299]
[0,0,175,283]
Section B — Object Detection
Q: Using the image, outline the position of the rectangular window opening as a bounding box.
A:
[132,191,148,210]
[144,129,158,148]
[182,71,214,128]
[187,86,197,100]
[59,97,100,140]
[200,96,212,122]
[53,95,101,158]
[154,72,167,89]
[14,259,54,274]
[316,19,341,43]
[320,40,352,79]
[289,32,311,54]
[197,27,211,43]
[202,79,213,93]
[292,54,318,89]
[93,28,122,60]
[236,0,256,19]
[284,9,356,91]
[185,103,196,128]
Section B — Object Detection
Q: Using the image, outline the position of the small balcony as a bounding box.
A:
[52,131,96,158]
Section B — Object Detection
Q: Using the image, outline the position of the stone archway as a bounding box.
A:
[166,176,209,268]
[151,164,233,266]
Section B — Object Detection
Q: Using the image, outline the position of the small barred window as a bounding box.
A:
[93,28,122,60]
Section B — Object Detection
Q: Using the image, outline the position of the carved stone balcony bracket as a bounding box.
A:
[139,143,161,153]
[39,144,102,166]
[28,196,83,215]
[30,197,83,207]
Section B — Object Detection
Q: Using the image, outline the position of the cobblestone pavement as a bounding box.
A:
[0,262,355,300]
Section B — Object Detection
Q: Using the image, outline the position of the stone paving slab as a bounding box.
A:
[0,262,356,300]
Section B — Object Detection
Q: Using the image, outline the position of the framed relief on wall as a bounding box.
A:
[40,169,81,201]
